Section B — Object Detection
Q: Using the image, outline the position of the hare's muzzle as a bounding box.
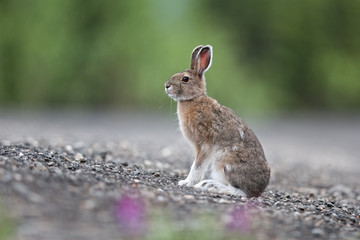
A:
[165,83,172,94]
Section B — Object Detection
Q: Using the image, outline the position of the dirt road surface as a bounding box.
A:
[0,110,359,240]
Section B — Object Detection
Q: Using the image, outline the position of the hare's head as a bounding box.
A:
[165,45,212,101]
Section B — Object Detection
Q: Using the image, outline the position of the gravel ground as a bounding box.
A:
[0,110,359,240]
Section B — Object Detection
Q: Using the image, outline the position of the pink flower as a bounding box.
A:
[115,194,147,237]
[226,206,251,233]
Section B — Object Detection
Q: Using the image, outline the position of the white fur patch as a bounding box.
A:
[225,164,232,172]
[181,146,247,197]
[194,180,246,197]
[232,146,238,151]
[238,128,244,140]
[210,156,228,185]
[178,144,212,186]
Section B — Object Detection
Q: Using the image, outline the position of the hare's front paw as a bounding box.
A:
[178,179,193,187]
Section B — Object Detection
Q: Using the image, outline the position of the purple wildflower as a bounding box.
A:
[226,206,251,233]
[115,194,147,237]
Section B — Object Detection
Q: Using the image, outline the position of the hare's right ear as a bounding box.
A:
[190,45,203,70]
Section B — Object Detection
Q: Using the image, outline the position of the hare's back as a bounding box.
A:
[214,105,263,149]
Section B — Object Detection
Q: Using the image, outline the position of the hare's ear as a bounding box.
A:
[190,45,203,70]
[195,45,212,76]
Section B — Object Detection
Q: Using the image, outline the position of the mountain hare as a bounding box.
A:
[164,45,270,197]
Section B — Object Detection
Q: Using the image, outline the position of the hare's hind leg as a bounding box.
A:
[194,180,246,196]
[193,151,246,196]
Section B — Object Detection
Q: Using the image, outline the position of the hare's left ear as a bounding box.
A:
[190,45,203,70]
[195,45,212,76]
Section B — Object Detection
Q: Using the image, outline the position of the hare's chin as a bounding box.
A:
[166,93,188,102]
[166,93,178,101]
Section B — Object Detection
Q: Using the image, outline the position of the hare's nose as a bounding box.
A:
[165,84,171,89]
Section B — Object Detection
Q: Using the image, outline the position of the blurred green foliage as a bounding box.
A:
[1,0,359,112]
[0,208,15,240]
[209,0,360,111]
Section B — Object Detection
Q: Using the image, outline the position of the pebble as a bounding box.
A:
[311,228,325,237]
[329,184,352,197]
[217,199,232,204]
[14,173,22,181]
[144,160,152,166]
[74,153,85,162]
[326,202,334,208]
[161,147,172,157]
[51,167,63,176]
[297,204,305,211]
[65,145,74,153]
[91,165,103,172]
[184,195,195,200]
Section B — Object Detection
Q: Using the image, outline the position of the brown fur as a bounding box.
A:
[165,45,270,197]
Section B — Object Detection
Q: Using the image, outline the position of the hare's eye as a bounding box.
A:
[182,76,189,83]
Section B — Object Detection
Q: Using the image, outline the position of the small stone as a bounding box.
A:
[74,153,85,162]
[349,216,356,223]
[104,162,114,168]
[161,147,172,157]
[144,160,152,166]
[326,202,334,208]
[82,199,96,210]
[340,200,349,208]
[184,195,195,200]
[311,228,325,237]
[157,195,166,202]
[73,141,85,149]
[298,205,305,211]
[91,165,103,172]
[47,162,54,166]
[297,187,318,195]
[105,154,113,162]
[93,155,103,164]
[218,199,231,204]
[329,184,352,197]
[65,145,74,153]
[51,168,63,176]
[14,173,22,181]
[105,178,116,184]
[67,161,79,171]
[314,220,324,227]
[156,162,163,169]
[120,141,130,149]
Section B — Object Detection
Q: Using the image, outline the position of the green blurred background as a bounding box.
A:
[1,0,360,114]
